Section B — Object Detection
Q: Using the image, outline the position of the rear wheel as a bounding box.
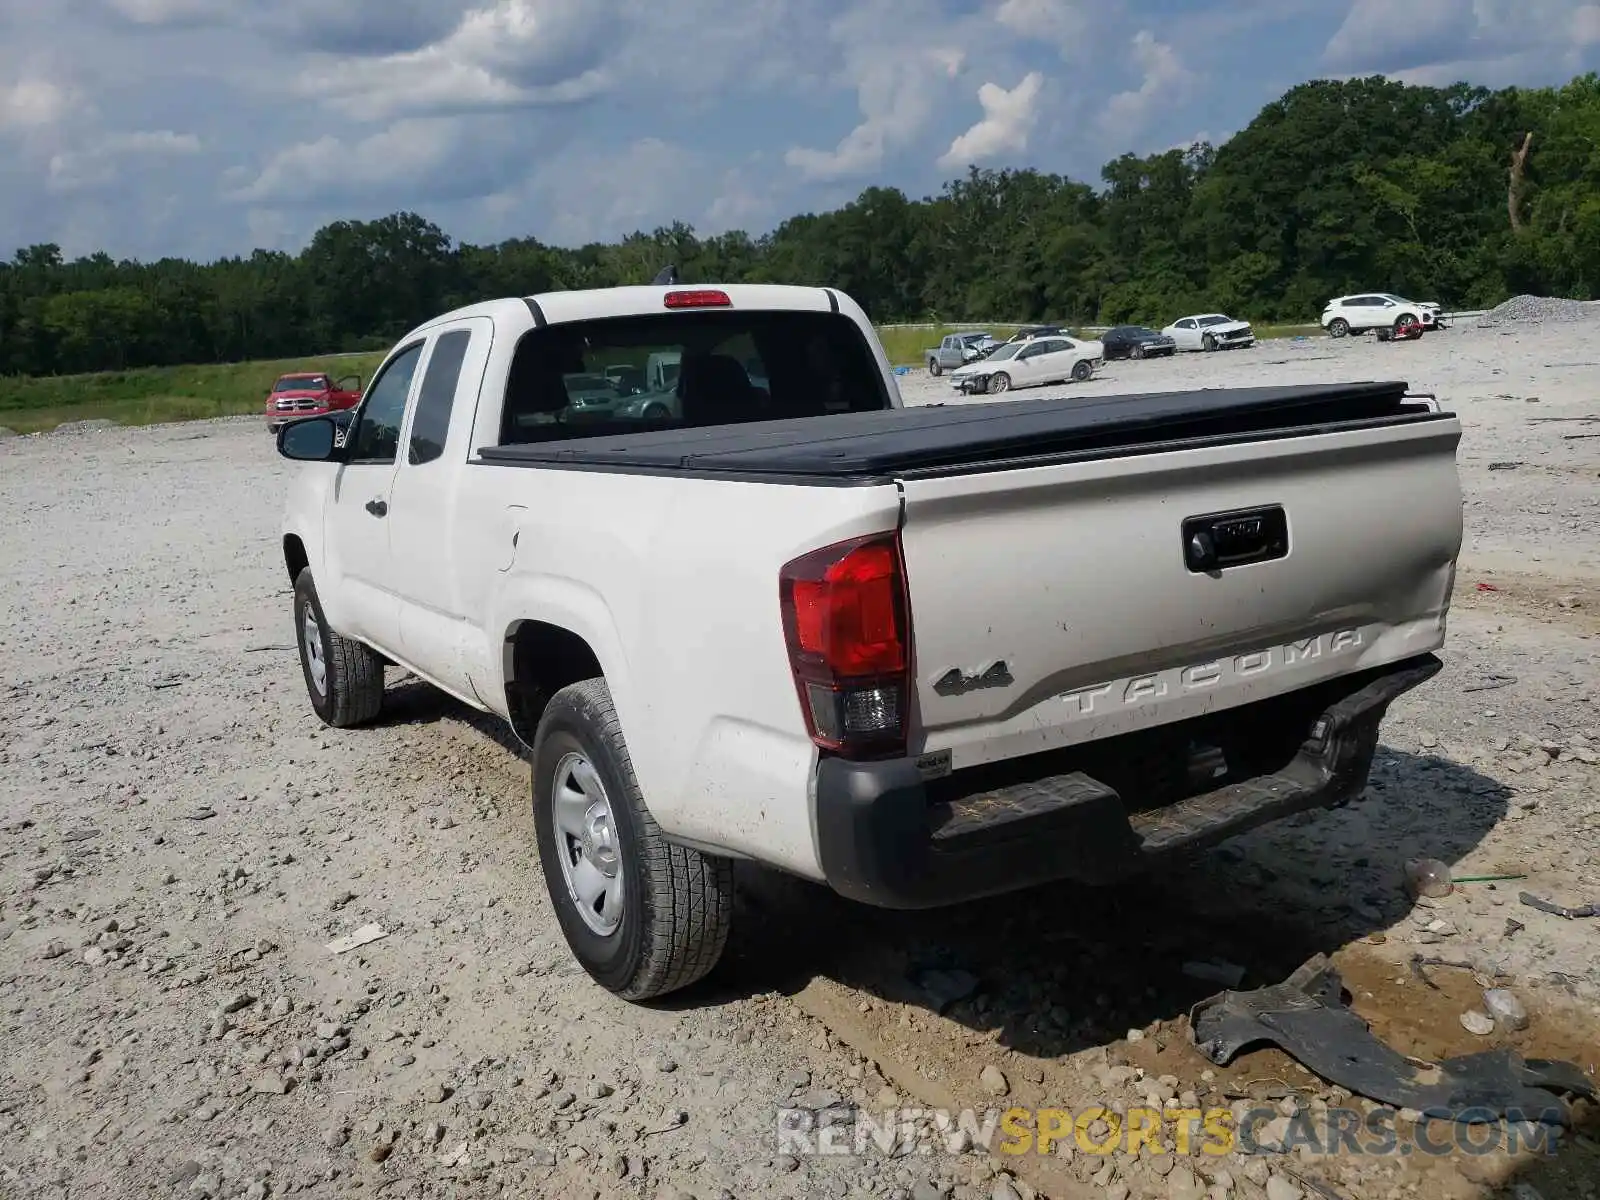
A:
[532,677,733,1000]
[987,372,1011,394]
[642,402,670,420]
[927,358,942,376]
[292,568,384,728]
[1070,359,1093,382]
[1328,318,1349,338]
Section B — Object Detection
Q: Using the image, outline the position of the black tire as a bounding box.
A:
[1130,343,1145,360]
[642,402,670,420]
[1396,314,1416,333]
[532,677,733,1001]
[987,372,1011,394]
[927,358,942,376]
[1070,358,1093,381]
[292,567,384,728]
[1328,318,1349,338]
[1202,333,1218,351]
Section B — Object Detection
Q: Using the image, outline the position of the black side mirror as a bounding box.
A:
[278,416,340,462]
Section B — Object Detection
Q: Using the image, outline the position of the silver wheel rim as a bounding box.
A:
[552,751,624,936]
[301,606,327,697]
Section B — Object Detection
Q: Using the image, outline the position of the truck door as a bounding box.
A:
[324,340,424,646]
[385,317,494,702]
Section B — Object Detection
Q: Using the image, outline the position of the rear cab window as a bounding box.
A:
[497,309,891,446]
[408,329,473,465]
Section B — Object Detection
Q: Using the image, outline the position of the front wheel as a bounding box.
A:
[987,372,1011,394]
[292,568,385,727]
[1070,359,1093,382]
[927,358,942,376]
[532,678,733,1000]
[1328,318,1349,338]
[1202,333,1218,352]
[1130,343,1146,360]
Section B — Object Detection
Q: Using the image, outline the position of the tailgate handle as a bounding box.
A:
[1182,505,1288,573]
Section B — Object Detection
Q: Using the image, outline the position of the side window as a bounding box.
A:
[1178,319,1196,330]
[408,329,473,465]
[348,341,424,464]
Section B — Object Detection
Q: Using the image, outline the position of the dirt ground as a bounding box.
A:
[2,320,1598,1200]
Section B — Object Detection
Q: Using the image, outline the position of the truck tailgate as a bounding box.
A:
[898,414,1463,768]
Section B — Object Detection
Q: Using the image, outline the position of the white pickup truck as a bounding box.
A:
[276,282,1465,1001]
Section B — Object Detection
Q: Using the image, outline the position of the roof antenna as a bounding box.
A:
[652,264,679,286]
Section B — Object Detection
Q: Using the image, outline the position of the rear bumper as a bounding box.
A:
[813,653,1441,909]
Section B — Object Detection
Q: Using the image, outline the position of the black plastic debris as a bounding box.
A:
[1188,954,1596,1126]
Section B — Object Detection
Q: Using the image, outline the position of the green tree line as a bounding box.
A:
[4,72,1599,378]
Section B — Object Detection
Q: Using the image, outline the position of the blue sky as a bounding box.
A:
[2,0,1599,261]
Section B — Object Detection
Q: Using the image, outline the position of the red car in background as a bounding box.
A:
[265,371,363,432]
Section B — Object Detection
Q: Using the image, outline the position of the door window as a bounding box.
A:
[348,342,424,464]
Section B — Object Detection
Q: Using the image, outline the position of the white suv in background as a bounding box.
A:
[1322,293,1442,337]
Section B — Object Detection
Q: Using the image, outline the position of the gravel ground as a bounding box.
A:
[3,321,1598,1200]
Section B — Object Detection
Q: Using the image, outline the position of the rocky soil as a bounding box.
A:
[3,320,1598,1200]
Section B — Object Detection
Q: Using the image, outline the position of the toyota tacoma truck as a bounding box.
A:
[275,282,1465,1001]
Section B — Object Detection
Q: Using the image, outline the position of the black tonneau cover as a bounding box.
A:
[476,381,1440,480]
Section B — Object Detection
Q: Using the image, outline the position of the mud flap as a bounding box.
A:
[1188,954,1597,1125]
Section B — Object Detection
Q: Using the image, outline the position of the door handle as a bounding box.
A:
[365,498,388,517]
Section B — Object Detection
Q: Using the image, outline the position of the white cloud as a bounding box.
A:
[994,0,1094,60]
[46,128,200,192]
[1578,4,1600,42]
[938,71,1044,168]
[292,0,614,121]
[230,118,468,203]
[1324,0,1600,77]
[1099,30,1192,136]
[513,138,777,245]
[785,46,966,180]
[0,79,79,131]
[100,0,234,23]
[4,0,1598,264]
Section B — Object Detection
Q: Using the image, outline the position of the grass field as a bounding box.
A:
[0,353,387,435]
[0,323,1325,435]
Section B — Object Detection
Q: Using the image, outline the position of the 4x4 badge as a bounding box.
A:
[933,661,1013,696]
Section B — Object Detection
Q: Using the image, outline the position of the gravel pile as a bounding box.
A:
[1476,293,1600,328]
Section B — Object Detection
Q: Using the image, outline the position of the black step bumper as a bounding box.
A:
[813,653,1441,909]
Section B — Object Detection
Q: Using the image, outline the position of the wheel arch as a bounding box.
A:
[283,534,309,586]
[496,583,636,754]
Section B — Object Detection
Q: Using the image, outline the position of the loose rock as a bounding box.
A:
[979,1065,1009,1097]
[1483,988,1530,1031]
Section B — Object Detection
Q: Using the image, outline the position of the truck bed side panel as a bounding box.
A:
[457,463,904,880]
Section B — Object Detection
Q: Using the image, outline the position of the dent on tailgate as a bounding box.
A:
[896,418,1463,768]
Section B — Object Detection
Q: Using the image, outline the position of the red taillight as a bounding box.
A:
[779,532,910,757]
[663,289,731,309]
